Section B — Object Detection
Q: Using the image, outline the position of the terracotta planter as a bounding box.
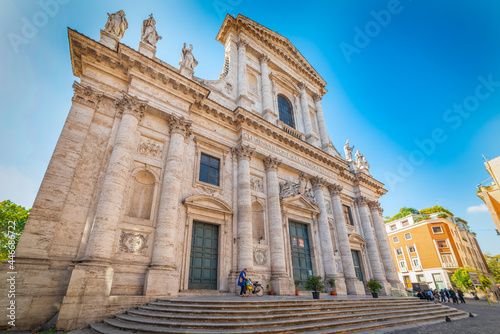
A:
[330,291,337,295]
[269,291,274,295]
[295,291,300,296]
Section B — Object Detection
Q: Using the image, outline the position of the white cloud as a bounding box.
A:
[466,203,489,214]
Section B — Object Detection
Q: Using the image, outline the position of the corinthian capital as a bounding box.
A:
[298,82,307,92]
[311,176,326,190]
[328,184,343,196]
[237,38,248,49]
[232,143,255,161]
[263,155,281,171]
[115,93,148,121]
[168,114,192,138]
[354,196,367,206]
[259,54,270,65]
[312,93,321,104]
[368,200,382,212]
[72,82,103,109]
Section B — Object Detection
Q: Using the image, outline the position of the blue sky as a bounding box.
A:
[1,0,499,254]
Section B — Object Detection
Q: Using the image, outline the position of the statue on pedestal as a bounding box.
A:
[104,10,128,40]
[355,150,370,172]
[141,14,162,47]
[344,140,354,162]
[180,43,198,70]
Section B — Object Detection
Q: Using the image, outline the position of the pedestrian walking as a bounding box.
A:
[238,268,248,297]
[427,290,434,302]
[457,288,466,304]
[449,288,458,304]
[439,289,447,303]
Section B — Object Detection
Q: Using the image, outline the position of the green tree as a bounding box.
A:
[385,207,420,223]
[0,200,30,261]
[451,267,492,291]
[484,253,500,284]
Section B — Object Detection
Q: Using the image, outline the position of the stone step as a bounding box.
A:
[157,297,418,305]
[126,303,443,323]
[90,308,467,333]
[112,308,460,330]
[147,299,424,311]
[178,290,233,297]
[132,303,442,320]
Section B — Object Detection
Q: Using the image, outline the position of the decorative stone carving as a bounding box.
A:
[311,176,326,189]
[118,231,148,254]
[250,176,264,192]
[346,224,357,234]
[328,184,343,196]
[72,82,102,109]
[297,172,307,194]
[280,180,298,199]
[263,155,281,171]
[344,140,354,162]
[219,56,230,79]
[355,150,370,172]
[304,188,317,205]
[180,43,198,70]
[368,200,383,214]
[168,114,192,137]
[138,138,163,158]
[325,201,333,217]
[237,38,248,49]
[312,93,321,103]
[232,144,255,161]
[298,81,307,91]
[141,14,162,47]
[355,196,367,206]
[115,93,148,121]
[104,10,128,40]
[259,54,270,64]
[225,83,233,94]
[200,185,219,194]
[253,249,267,266]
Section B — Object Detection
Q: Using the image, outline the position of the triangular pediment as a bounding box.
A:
[216,15,326,90]
[281,194,320,213]
[183,194,233,214]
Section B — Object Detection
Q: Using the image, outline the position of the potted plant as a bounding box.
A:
[327,278,336,295]
[294,280,301,296]
[266,281,274,295]
[367,279,383,298]
[305,275,325,299]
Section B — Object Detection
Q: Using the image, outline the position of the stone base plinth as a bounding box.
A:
[271,275,295,295]
[236,94,254,110]
[380,281,393,296]
[344,277,365,295]
[179,65,194,79]
[99,30,120,50]
[144,267,180,297]
[139,41,156,58]
[331,277,347,295]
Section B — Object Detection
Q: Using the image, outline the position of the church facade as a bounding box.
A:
[1,12,400,330]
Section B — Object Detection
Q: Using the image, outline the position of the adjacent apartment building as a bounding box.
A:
[477,155,500,235]
[385,208,491,290]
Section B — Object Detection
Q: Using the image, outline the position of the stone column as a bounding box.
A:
[355,196,388,288]
[263,156,294,295]
[260,55,275,123]
[311,177,338,282]
[299,83,312,141]
[233,144,255,272]
[145,114,192,296]
[328,184,365,295]
[313,94,330,150]
[83,93,147,262]
[369,201,401,288]
[237,39,251,109]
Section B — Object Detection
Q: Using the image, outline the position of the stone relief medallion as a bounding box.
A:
[346,224,357,234]
[118,231,148,254]
[138,137,163,158]
[225,82,233,94]
[250,176,264,192]
[253,249,267,266]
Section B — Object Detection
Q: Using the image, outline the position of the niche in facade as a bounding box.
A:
[252,201,266,244]
[128,170,155,219]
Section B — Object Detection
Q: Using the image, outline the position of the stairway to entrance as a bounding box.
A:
[90,296,468,333]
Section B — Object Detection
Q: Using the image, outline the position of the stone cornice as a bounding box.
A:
[216,15,327,90]
[68,28,209,105]
[72,81,103,109]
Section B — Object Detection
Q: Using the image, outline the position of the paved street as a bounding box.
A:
[377,298,500,334]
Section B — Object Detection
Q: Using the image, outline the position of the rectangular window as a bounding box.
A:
[411,257,420,267]
[390,224,396,231]
[401,220,409,227]
[396,248,403,255]
[436,240,448,249]
[408,245,416,253]
[404,232,412,240]
[441,253,454,263]
[432,226,443,234]
[399,260,406,268]
[199,153,220,186]
[343,205,354,225]
[393,236,399,243]
[417,274,425,282]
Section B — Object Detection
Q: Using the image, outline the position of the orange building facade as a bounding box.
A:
[385,211,490,290]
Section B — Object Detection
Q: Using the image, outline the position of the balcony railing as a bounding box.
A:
[277,120,305,140]
[412,265,422,271]
[400,267,408,273]
[442,262,459,268]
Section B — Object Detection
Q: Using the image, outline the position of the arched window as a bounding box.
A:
[278,95,294,128]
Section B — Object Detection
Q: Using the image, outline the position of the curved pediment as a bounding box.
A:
[348,233,366,245]
[281,194,320,214]
[183,194,233,214]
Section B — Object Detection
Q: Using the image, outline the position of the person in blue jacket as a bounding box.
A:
[238,268,248,297]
